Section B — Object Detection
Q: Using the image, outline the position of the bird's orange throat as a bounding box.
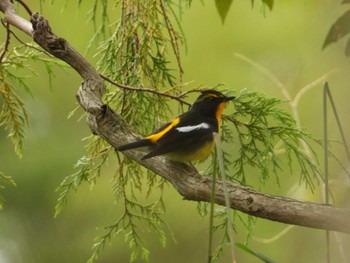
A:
[216,102,226,130]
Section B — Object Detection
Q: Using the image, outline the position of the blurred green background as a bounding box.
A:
[1,1,350,262]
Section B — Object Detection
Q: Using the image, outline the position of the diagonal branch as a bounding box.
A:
[1,0,350,234]
[0,0,32,35]
[0,20,10,62]
[99,73,191,106]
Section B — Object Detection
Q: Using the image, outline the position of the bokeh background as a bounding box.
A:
[1,1,350,262]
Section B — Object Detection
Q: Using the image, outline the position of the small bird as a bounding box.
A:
[117,90,235,162]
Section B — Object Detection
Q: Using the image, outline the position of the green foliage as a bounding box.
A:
[84,0,111,51]
[211,207,235,260]
[227,89,321,189]
[0,41,64,209]
[56,137,171,263]
[0,47,30,157]
[215,0,233,23]
[199,89,321,262]
[0,170,16,209]
[96,1,181,85]
[215,0,274,24]
[55,136,112,217]
[236,242,275,263]
[205,206,258,262]
[256,0,274,11]
[0,77,28,157]
[88,160,170,263]
[323,5,350,56]
[0,171,16,187]
[0,43,65,156]
[55,1,186,262]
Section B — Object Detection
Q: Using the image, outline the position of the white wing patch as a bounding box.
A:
[176,123,210,133]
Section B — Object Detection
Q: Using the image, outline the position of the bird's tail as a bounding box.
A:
[117,139,153,152]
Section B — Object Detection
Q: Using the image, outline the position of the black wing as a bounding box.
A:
[141,121,215,160]
[117,139,153,151]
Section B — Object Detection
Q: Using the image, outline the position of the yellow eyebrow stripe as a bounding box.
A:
[197,93,223,102]
[146,117,180,143]
[207,93,220,98]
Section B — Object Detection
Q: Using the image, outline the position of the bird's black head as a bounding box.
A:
[191,90,235,117]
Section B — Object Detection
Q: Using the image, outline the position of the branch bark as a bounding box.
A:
[1,0,349,234]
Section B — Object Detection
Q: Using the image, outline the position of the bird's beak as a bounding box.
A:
[224,96,235,102]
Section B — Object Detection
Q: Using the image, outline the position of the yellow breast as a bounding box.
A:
[168,140,215,162]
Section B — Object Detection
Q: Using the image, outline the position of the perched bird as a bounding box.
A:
[117,90,235,162]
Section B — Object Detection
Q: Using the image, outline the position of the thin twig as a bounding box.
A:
[120,0,126,69]
[15,0,32,16]
[159,0,184,81]
[99,73,191,106]
[215,136,236,263]
[207,151,217,263]
[293,69,339,108]
[0,0,32,35]
[323,82,330,263]
[253,225,294,244]
[0,20,10,62]
[4,23,53,57]
[1,17,52,57]
[176,87,201,98]
[325,83,350,174]
[234,53,291,101]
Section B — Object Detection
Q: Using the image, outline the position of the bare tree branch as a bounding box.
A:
[1,0,349,234]
[15,0,33,16]
[0,0,32,35]
[99,73,191,106]
[0,21,10,62]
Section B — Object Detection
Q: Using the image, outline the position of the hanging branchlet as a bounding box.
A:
[55,2,188,262]
[93,1,186,139]
[227,89,321,189]
[0,43,66,156]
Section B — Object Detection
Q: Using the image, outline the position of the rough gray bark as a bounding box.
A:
[1,0,349,234]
